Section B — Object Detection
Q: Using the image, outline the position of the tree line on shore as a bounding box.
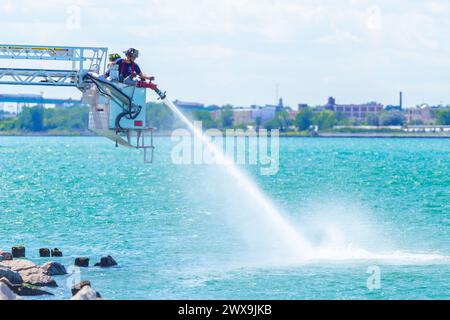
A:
[1,103,450,133]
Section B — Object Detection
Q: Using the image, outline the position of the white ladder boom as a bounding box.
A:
[0,44,108,87]
[0,68,79,87]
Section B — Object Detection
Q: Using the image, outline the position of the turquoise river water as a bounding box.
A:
[0,137,449,300]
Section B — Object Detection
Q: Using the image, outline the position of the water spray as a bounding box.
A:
[160,95,314,262]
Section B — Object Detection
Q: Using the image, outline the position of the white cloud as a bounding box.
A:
[2,0,14,13]
[186,44,235,60]
[0,0,449,106]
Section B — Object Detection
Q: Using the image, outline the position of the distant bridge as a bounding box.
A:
[0,94,82,106]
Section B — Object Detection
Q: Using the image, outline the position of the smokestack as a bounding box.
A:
[399,91,403,109]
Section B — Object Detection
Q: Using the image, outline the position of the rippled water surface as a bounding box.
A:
[0,137,449,299]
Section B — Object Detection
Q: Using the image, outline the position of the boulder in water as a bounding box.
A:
[41,262,67,276]
[71,280,91,296]
[1,259,36,271]
[11,246,25,258]
[0,282,22,300]
[51,248,63,257]
[0,278,52,297]
[39,248,51,258]
[0,250,12,261]
[1,260,57,287]
[14,285,53,297]
[75,257,89,268]
[71,285,101,300]
[19,268,57,287]
[0,267,23,285]
[94,256,118,268]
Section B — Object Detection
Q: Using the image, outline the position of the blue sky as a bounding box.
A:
[1,0,449,109]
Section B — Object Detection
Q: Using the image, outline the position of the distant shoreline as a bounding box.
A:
[315,133,450,139]
[1,132,450,139]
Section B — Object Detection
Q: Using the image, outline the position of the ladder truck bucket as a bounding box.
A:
[83,73,155,163]
[0,44,158,163]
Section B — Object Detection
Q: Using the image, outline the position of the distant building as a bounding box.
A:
[262,98,285,112]
[325,97,384,120]
[230,104,280,126]
[287,110,299,120]
[405,104,433,124]
[233,109,254,125]
[327,97,336,107]
[251,105,277,123]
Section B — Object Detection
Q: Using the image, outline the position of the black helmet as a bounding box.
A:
[124,48,139,58]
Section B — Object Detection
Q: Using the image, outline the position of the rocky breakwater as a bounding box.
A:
[0,260,58,287]
[1,246,117,300]
[0,282,21,300]
[0,259,59,297]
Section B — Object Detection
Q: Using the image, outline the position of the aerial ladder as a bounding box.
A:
[0,44,165,163]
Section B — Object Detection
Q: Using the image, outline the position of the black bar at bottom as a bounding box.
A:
[1,300,448,318]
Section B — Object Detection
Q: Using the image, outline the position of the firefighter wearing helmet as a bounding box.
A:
[109,48,165,98]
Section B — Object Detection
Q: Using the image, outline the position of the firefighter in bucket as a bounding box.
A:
[108,48,165,99]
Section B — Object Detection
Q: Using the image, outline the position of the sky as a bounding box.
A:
[0,0,449,109]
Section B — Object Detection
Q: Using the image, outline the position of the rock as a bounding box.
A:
[0,260,57,287]
[75,257,89,268]
[71,285,101,300]
[0,267,23,285]
[19,268,57,287]
[11,246,25,258]
[1,259,37,272]
[14,284,54,296]
[0,278,52,297]
[71,280,91,296]
[0,282,22,300]
[39,248,51,257]
[94,256,118,268]
[41,262,67,276]
[0,250,13,261]
[51,248,63,257]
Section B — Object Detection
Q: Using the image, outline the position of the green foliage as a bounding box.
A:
[409,119,424,125]
[0,118,17,131]
[19,106,44,131]
[367,114,380,126]
[379,111,405,126]
[0,106,89,133]
[276,110,292,132]
[436,109,450,125]
[263,118,279,131]
[295,108,313,131]
[263,110,292,132]
[232,123,248,130]
[254,116,262,130]
[146,102,177,131]
[217,105,234,129]
[192,110,218,129]
[44,107,89,131]
[313,110,337,130]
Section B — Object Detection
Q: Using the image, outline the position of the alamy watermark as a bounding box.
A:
[171,121,280,176]
[66,265,81,289]
[366,266,382,291]
[66,5,81,30]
